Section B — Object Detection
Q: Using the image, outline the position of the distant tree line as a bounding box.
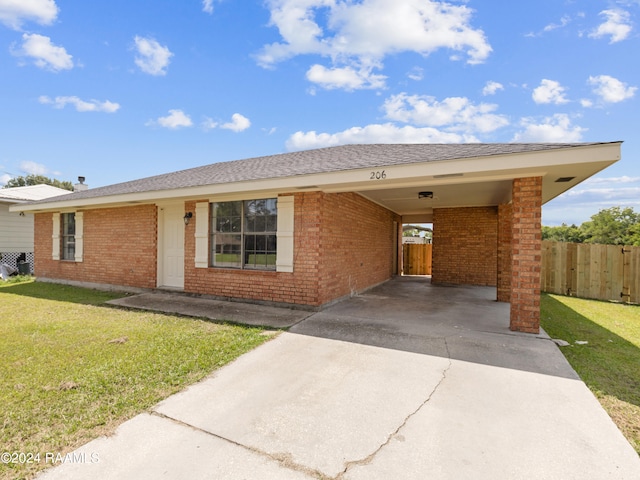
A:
[542,206,640,246]
[3,174,74,191]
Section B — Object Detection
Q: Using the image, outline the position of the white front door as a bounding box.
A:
[160,204,185,289]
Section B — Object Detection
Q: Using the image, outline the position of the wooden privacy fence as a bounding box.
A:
[403,243,432,275]
[541,240,640,304]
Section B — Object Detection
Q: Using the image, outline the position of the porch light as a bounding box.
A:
[418,191,433,199]
[183,212,193,225]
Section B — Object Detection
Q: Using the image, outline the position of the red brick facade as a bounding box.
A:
[185,191,399,307]
[497,203,512,302]
[34,205,158,289]
[431,207,498,286]
[510,177,543,333]
[34,192,400,309]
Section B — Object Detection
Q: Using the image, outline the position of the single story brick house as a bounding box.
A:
[12,142,621,333]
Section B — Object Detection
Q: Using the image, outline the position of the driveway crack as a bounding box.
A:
[150,411,325,479]
[335,338,453,479]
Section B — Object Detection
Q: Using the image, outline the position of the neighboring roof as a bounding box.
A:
[20,143,619,208]
[0,184,71,203]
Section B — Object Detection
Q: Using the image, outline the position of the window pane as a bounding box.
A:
[266,215,277,232]
[212,234,242,268]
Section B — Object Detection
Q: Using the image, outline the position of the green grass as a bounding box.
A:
[541,294,640,455]
[0,280,272,480]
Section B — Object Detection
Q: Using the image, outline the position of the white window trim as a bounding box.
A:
[276,196,294,273]
[194,202,209,268]
[52,213,60,260]
[74,212,84,262]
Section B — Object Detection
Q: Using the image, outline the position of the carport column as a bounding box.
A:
[510,177,542,333]
[497,203,512,303]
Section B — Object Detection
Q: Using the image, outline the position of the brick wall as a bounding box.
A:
[432,206,498,286]
[510,177,542,333]
[34,191,400,308]
[317,192,400,304]
[34,205,157,289]
[497,203,512,302]
[184,193,322,307]
[185,191,400,308]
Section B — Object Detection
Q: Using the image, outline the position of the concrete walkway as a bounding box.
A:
[38,277,640,479]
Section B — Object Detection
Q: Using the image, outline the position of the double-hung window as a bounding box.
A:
[210,198,277,270]
[61,212,76,260]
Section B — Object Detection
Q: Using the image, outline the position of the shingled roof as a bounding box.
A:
[27,142,615,205]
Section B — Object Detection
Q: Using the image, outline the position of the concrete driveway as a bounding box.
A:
[39,277,640,479]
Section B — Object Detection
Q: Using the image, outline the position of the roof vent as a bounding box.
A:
[555,177,575,183]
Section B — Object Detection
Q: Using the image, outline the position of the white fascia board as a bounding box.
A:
[11,142,621,213]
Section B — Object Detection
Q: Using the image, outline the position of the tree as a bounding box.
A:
[542,223,584,243]
[3,174,74,191]
[581,206,640,245]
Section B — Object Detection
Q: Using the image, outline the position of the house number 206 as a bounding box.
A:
[370,170,386,180]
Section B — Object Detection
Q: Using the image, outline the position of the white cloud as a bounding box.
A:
[543,15,571,33]
[20,160,48,175]
[407,67,424,81]
[0,173,12,185]
[383,93,509,133]
[148,109,193,129]
[201,117,218,131]
[286,123,478,151]
[39,95,120,113]
[588,74,636,103]
[584,175,640,185]
[512,114,586,142]
[0,0,58,30]
[589,9,632,43]
[221,113,251,132]
[482,80,503,96]
[13,33,72,72]
[306,63,386,90]
[201,113,251,132]
[202,0,214,14]
[133,36,173,76]
[257,0,491,91]
[580,98,593,108]
[532,79,569,104]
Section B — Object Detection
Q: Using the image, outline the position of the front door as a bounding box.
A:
[160,204,185,289]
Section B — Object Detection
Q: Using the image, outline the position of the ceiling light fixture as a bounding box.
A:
[418,191,434,199]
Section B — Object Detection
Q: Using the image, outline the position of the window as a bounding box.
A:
[61,212,76,260]
[210,198,277,270]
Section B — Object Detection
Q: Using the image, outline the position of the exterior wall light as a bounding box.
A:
[183,212,193,225]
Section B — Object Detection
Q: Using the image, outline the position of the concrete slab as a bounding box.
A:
[38,277,640,479]
[344,359,640,479]
[154,332,451,478]
[36,413,314,480]
[107,292,311,328]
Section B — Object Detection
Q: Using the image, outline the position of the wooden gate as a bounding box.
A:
[403,244,432,275]
[541,240,640,303]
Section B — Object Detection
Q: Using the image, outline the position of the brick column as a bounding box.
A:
[510,177,542,333]
[497,203,512,302]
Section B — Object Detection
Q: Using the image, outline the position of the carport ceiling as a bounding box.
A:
[358,180,514,216]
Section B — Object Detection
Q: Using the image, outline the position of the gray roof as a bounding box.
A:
[28,142,616,205]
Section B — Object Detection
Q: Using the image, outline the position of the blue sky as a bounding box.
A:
[0,0,638,226]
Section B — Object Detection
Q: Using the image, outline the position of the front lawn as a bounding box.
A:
[541,293,640,455]
[0,280,272,480]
